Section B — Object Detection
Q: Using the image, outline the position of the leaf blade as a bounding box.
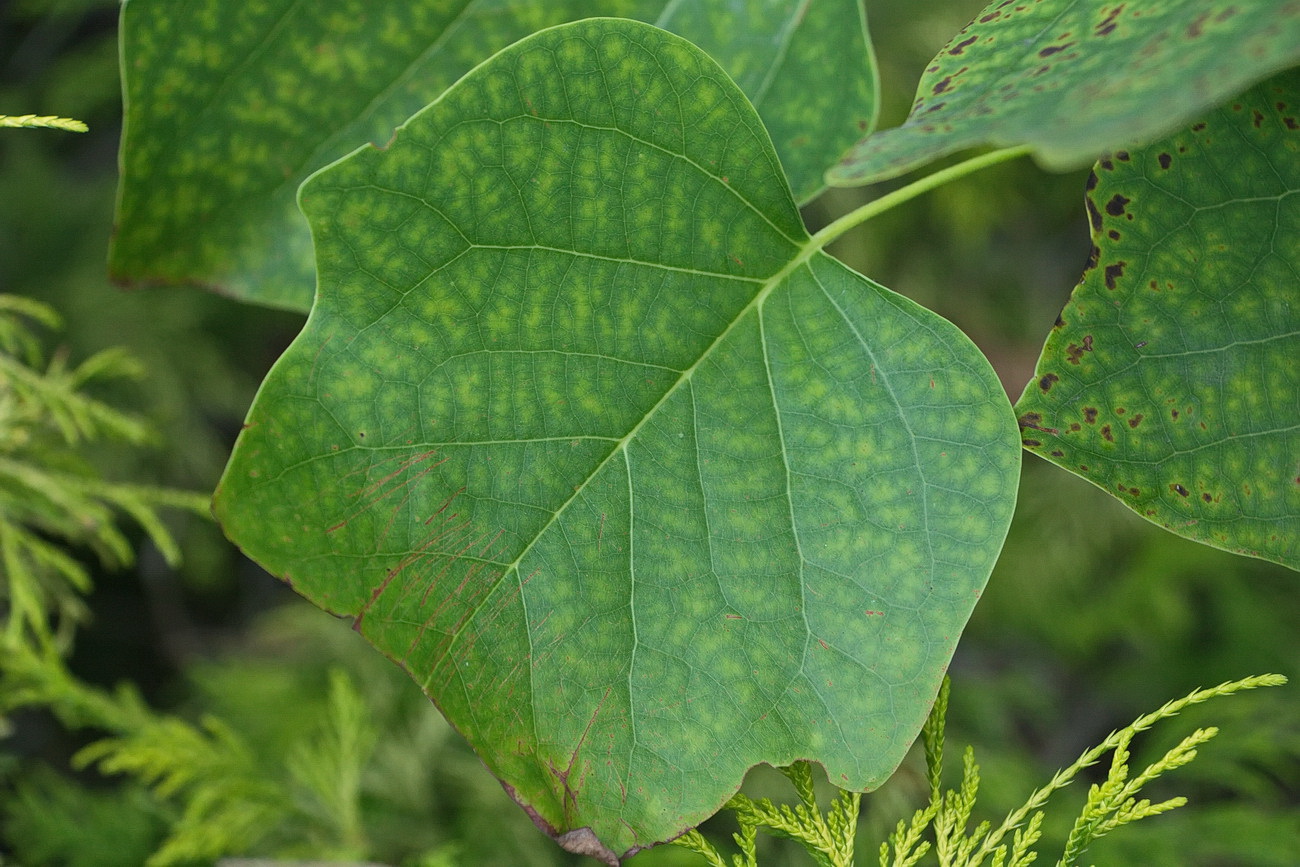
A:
[215,19,1019,855]
[111,0,875,310]
[1014,69,1300,571]
[829,0,1300,186]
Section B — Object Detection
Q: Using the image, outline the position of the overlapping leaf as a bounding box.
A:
[829,0,1300,186]
[1015,69,1300,571]
[214,20,1019,860]
[111,0,875,311]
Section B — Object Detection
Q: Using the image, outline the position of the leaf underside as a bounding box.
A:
[1015,68,1300,572]
[829,0,1300,186]
[215,20,1019,858]
[111,0,875,312]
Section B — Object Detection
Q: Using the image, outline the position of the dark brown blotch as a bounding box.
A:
[1039,373,1060,392]
[1172,483,1189,497]
[1051,450,1064,457]
[1253,109,1265,128]
[933,75,955,94]
[1104,261,1126,289]
[1108,229,1121,240]
[1285,116,1299,131]
[1105,194,1130,216]
[1022,439,1041,448]
[1082,334,1094,351]
[1086,198,1103,232]
[1069,422,1082,432]
[1054,313,1066,329]
[1171,408,1179,419]
[1066,343,1085,364]
[1202,492,1213,502]
[1128,413,1144,428]
[1100,424,1114,442]
[1192,122,1207,131]
[1085,172,1099,191]
[1084,407,1098,424]
[1158,152,1172,169]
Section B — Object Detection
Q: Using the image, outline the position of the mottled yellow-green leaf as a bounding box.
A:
[1015,69,1300,571]
[830,0,1300,185]
[111,0,875,311]
[216,20,1018,859]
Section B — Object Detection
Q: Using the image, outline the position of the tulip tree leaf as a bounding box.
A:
[110,0,874,312]
[1014,69,1300,572]
[214,20,1018,860]
[828,0,1300,186]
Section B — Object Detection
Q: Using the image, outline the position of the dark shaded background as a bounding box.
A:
[1,1,1296,864]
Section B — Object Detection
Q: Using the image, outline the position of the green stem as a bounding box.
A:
[809,146,1032,251]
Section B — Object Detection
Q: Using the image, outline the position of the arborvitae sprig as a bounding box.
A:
[0,114,88,132]
[0,295,208,651]
[687,673,1285,866]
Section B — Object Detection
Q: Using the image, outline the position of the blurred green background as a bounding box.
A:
[1,1,1295,864]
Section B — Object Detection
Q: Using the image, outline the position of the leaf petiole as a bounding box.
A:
[810,146,1033,251]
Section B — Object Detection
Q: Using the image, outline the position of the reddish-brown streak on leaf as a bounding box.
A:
[1038,43,1074,57]
[948,35,978,55]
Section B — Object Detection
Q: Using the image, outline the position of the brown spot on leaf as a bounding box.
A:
[1054,314,1066,328]
[1171,409,1179,419]
[1067,343,1085,364]
[1086,197,1103,231]
[1069,422,1082,431]
[1039,43,1074,57]
[1192,122,1207,131]
[949,35,978,54]
[1084,407,1098,424]
[1116,151,1130,161]
[1086,171,1099,191]
[1115,407,1127,415]
[1105,194,1130,216]
[1285,116,1299,130]
[1051,450,1064,457]
[1202,492,1213,502]
[1082,335,1094,351]
[1108,229,1121,240]
[1128,414,1144,428]
[1253,109,1265,128]
[1101,424,1114,442]
[1158,152,1172,169]
[1039,373,1060,391]
[1022,439,1042,447]
[1104,261,1126,289]
[1079,464,1089,472]
[934,76,955,94]
[1172,483,1189,497]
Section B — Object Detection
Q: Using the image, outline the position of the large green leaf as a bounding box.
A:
[111,0,874,312]
[828,0,1300,186]
[1014,69,1300,572]
[214,20,1018,860]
